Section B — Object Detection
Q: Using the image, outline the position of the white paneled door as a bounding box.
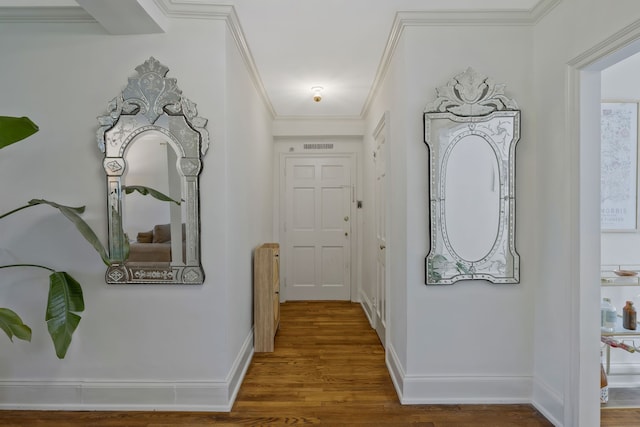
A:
[374,116,388,347]
[284,157,352,300]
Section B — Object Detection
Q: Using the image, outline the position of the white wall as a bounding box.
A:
[363,19,537,403]
[224,23,275,380]
[533,1,640,426]
[363,34,410,383]
[0,15,273,410]
[402,25,535,402]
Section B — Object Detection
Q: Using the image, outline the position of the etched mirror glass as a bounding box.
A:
[424,68,520,284]
[97,57,209,284]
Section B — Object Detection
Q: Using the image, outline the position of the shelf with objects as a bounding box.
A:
[601,265,640,376]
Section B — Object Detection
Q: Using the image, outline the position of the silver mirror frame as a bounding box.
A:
[424,67,520,285]
[97,57,209,284]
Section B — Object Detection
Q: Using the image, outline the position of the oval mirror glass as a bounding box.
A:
[444,135,500,261]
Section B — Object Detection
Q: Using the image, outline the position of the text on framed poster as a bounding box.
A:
[601,101,639,231]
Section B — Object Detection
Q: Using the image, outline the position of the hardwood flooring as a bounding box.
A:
[0,301,634,425]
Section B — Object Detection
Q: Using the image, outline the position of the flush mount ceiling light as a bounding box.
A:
[311,86,323,102]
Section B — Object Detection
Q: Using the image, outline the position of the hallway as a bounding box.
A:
[235,301,552,425]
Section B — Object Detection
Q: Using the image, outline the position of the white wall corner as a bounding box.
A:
[386,343,406,401]
[532,376,564,427]
[226,327,255,407]
[359,295,375,327]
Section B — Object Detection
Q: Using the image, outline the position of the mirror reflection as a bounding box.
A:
[97,57,209,284]
[444,134,501,262]
[124,133,185,264]
[424,68,520,284]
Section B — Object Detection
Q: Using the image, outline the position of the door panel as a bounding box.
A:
[285,157,351,300]
[374,119,388,347]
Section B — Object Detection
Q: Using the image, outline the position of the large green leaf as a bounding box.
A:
[0,116,39,149]
[45,271,84,359]
[27,199,110,266]
[0,308,32,342]
[123,185,181,205]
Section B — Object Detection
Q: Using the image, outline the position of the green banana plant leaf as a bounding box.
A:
[0,116,39,149]
[123,185,181,205]
[45,271,84,359]
[26,199,111,266]
[0,308,32,342]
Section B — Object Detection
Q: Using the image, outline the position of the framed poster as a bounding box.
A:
[601,101,639,231]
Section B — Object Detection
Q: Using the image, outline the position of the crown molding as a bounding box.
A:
[0,0,276,118]
[568,18,640,69]
[0,6,93,22]
[155,0,276,118]
[360,0,561,118]
[0,0,560,121]
[529,0,561,23]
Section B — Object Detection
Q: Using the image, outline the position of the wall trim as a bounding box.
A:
[0,0,560,122]
[532,377,564,427]
[386,342,405,400]
[0,380,229,411]
[360,0,561,117]
[359,294,375,327]
[155,1,276,119]
[387,344,532,404]
[0,6,93,23]
[0,329,254,411]
[226,326,255,406]
[401,375,532,404]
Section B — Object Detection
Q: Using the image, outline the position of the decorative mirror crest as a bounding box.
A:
[97,57,209,285]
[424,67,520,285]
[425,67,518,117]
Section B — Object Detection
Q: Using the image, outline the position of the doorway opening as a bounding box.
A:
[599,51,640,409]
[275,143,361,303]
[571,22,640,424]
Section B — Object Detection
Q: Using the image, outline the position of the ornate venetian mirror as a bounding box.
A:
[424,68,520,285]
[97,57,209,284]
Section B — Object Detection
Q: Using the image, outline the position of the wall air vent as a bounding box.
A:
[303,143,334,150]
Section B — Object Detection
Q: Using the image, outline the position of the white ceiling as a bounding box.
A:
[0,0,548,118]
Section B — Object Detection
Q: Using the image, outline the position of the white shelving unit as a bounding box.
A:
[601,265,640,376]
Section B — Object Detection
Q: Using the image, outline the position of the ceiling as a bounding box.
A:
[0,0,548,119]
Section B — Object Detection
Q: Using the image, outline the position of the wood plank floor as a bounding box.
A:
[0,300,632,425]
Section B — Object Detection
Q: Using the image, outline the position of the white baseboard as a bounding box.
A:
[226,327,255,406]
[532,377,564,427]
[0,330,255,411]
[386,345,534,404]
[386,342,405,399]
[359,291,375,327]
[401,375,533,404]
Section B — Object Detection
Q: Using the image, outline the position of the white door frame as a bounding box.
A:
[568,23,640,427]
[278,152,358,302]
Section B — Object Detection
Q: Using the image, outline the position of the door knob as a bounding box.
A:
[380,244,386,250]
[344,216,349,222]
